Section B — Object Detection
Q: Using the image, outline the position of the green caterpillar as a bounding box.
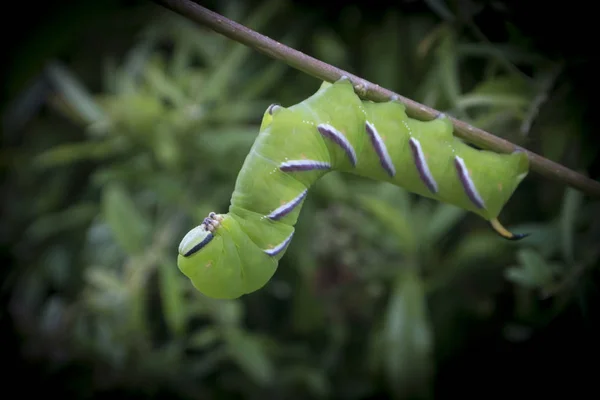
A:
[177,78,529,299]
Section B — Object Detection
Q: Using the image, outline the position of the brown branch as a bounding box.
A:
[153,0,600,199]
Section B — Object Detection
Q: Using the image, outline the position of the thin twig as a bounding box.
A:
[153,0,600,199]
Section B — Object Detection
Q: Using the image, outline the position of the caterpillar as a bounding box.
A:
[177,78,529,299]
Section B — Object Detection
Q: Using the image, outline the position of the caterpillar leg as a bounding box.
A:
[489,218,529,241]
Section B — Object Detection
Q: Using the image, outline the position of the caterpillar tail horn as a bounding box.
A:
[489,218,529,241]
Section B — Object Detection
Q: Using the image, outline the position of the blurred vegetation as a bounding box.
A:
[2,0,599,399]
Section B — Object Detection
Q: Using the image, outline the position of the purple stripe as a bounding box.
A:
[408,138,438,194]
[365,121,395,177]
[454,156,485,209]
[280,160,331,172]
[264,232,295,256]
[317,124,357,166]
[183,233,214,257]
[268,189,308,220]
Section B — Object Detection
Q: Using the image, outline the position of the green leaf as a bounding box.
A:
[312,172,350,202]
[424,0,455,21]
[200,0,286,103]
[458,76,533,110]
[46,61,105,124]
[362,12,402,90]
[357,194,417,255]
[102,94,165,134]
[226,330,275,386]
[102,183,151,254]
[85,266,126,294]
[211,300,243,326]
[382,267,433,398]
[505,268,536,288]
[153,127,181,169]
[446,231,507,268]
[189,348,229,379]
[34,138,127,168]
[208,100,271,124]
[239,60,290,100]
[116,29,157,95]
[189,328,220,350]
[102,56,118,94]
[196,128,256,155]
[280,366,330,398]
[144,59,188,107]
[457,94,530,109]
[458,43,547,65]
[423,202,467,245]
[83,267,128,313]
[505,248,556,289]
[169,28,193,78]
[313,28,349,70]
[166,15,222,66]
[40,296,66,335]
[517,248,550,280]
[24,202,97,241]
[367,325,383,376]
[469,76,532,96]
[126,257,151,344]
[470,109,518,133]
[541,124,571,162]
[40,245,72,289]
[426,232,506,293]
[507,222,560,258]
[560,188,582,264]
[436,31,461,108]
[158,257,187,337]
[290,276,326,333]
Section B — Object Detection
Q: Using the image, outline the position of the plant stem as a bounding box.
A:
[152,0,600,199]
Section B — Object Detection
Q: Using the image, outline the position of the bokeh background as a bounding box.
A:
[2,0,599,399]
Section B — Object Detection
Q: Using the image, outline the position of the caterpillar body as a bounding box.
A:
[177,78,529,299]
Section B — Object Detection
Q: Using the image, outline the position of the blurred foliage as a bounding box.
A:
[2,0,599,399]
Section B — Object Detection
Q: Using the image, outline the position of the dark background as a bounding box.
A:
[2,0,599,399]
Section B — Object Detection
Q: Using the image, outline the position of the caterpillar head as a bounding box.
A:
[177,212,277,299]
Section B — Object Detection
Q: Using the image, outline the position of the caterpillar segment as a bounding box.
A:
[177,78,530,299]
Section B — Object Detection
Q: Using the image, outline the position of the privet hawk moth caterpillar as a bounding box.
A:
[177,78,529,299]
